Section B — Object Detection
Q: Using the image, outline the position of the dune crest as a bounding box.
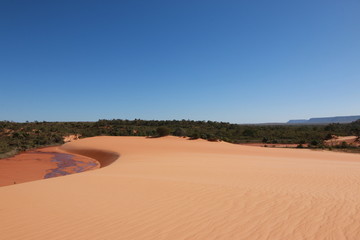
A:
[1,136,360,240]
[60,143,119,168]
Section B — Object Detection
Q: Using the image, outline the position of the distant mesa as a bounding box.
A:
[287,115,360,124]
[287,119,308,124]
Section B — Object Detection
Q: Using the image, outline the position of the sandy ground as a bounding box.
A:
[1,136,360,239]
[325,135,360,147]
[0,147,99,187]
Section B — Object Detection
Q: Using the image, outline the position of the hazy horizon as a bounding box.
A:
[1,1,359,123]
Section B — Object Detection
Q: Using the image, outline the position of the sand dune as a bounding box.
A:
[1,136,360,239]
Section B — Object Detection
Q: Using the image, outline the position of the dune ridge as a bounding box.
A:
[1,136,360,240]
[60,143,120,168]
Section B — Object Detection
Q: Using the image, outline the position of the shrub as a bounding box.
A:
[173,128,186,137]
[242,128,257,137]
[310,140,319,146]
[190,133,200,140]
[324,133,333,140]
[156,127,170,137]
[340,141,348,148]
[207,134,218,142]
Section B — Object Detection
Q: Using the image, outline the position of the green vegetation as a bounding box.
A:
[156,127,170,137]
[1,119,360,157]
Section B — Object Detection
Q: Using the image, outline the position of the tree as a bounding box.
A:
[324,133,333,140]
[355,128,360,141]
[190,132,200,140]
[173,128,186,137]
[310,140,319,146]
[156,127,170,137]
[242,128,257,137]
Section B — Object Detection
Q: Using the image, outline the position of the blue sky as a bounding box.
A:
[1,0,359,123]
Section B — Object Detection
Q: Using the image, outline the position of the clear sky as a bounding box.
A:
[1,0,359,123]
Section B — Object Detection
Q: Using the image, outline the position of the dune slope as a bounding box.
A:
[1,136,360,240]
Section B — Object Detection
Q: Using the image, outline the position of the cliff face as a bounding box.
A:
[287,119,308,124]
[287,115,360,124]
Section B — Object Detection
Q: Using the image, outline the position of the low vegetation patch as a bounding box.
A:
[156,127,170,137]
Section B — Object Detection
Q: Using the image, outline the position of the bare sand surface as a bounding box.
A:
[0,147,99,187]
[325,135,360,147]
[1,136,360,239]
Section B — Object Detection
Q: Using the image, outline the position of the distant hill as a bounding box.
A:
[287,115,360,124]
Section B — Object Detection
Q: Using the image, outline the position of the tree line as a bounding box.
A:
[1,119,360,157]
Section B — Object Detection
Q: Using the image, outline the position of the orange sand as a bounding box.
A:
[0,148,57,186]
[0,147,99,187]
[325,135,360,147]
[1,136,360,239]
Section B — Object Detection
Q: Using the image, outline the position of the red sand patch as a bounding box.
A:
[0,147,99,187]
[324,136,360,147]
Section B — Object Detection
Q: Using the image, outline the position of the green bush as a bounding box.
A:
[340,141,348,148]
[156,127,170,137]
[173,128,186,137]
[310,140,319,146]
[190,133,200,140]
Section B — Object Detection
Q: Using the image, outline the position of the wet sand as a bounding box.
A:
[0,147,99,187]
[1,136,360,239]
